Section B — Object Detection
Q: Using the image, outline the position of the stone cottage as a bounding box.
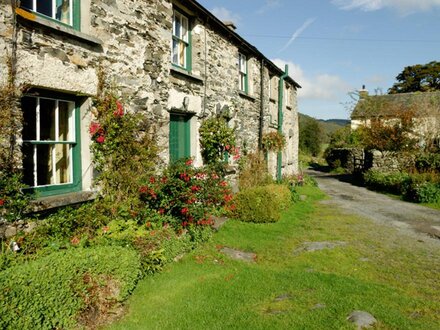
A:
[0,0,301,207]
[351,87,440,148]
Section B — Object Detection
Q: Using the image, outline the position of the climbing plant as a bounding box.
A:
[199,117,238,168]
[90,72,159,209]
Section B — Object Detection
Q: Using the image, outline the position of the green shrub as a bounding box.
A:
[199,117,237,168]
[232,184,291,223]
[139,159,233,227]
[363,170,411,195]
[0,171,32,222]
[407,182,440,203]
[415,153,440,173]
[0,246,140,329]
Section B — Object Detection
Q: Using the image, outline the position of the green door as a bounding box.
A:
[169,113,191,162]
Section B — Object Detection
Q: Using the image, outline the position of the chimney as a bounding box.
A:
[223,21,237,31]
[359,85,368,99]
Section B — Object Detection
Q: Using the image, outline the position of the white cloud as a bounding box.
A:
[332,0,440,14]
[211,7,241,25]
[279,18,316,53]
[272,59,353,101]
[257,0,282,14]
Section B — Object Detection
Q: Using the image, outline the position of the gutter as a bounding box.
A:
[259,59,265,149]
[277,64,289,182]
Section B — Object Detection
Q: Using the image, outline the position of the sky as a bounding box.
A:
[197,0,440,119]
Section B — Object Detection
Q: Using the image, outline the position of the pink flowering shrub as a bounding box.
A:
[139,159,234,228]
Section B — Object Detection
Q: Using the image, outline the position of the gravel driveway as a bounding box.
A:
[307,169,440,244]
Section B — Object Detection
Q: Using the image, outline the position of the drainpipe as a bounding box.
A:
[277,65,288,182]
[258,59,264,150]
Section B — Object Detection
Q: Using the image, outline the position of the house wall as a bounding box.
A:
[0,0,300,204]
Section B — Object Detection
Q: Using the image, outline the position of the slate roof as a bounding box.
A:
[352,91,440,119]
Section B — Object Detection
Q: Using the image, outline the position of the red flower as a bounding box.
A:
[179,173,191,182]
[225,145,230,151]
[182,221,188,227]
[158,208,165,215]
[139,186,148,193]
[185,159,193,166]
[149,189,157,199]
[96,135,105,143]
[181,207,189,215]
[149,176,156,183]
[220,181,228,187]
[191,185,200,192]
[102,226,110,233]
[145,221,152,228]
[113,100,124,117]
[224,194,233,202]
[0,199,5,206]
[186,197,196,204]
[89,122,101,135]
[161,176,168,184]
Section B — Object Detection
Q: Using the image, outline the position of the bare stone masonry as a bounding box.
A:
[0,0,301,206]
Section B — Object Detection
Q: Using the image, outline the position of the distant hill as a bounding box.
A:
[299,114,349,141]
[319,119,350,126]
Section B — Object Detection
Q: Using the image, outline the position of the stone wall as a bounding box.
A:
[325,148,365,173]
[326,147,416,174]
[364,150,415,173]
[0,0,300,205]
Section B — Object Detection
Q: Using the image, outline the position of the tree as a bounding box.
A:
[388,61,440,94]
[299,115,323,156]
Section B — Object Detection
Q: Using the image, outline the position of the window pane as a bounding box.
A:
[40,98,56,141]
[37,0,53,18]
[58,101,72,141]
[37,144,53,186]
[56,0,71,24]
[172,39,179,64]
[22,143,35,187]
[22,97,37,141]
[55,144,71,184]
[174,14,181,38]
[21,0,33,11]
[182,16,188,42]
[179,41,186,67]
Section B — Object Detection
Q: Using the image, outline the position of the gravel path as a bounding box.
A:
[307,169,440,244]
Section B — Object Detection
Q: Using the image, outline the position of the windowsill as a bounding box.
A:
[238,91,256,101]
[31,190,97,212]
[170,66,204,84]
[16,8,103,46]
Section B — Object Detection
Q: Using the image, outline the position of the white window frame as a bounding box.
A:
[239,53,248,93]
[22,0,73,26]
[172,10,190,69]
[22,96,76,188]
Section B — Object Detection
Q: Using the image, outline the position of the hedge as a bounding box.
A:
[0,246,141,329]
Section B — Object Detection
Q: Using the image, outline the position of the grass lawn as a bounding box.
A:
[108,186,440,330]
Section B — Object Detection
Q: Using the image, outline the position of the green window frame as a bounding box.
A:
[239,53,248,93]
[21,0,81,30]
[169,113,191,162]
[172,9,192,71]
[21,91,82,197]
